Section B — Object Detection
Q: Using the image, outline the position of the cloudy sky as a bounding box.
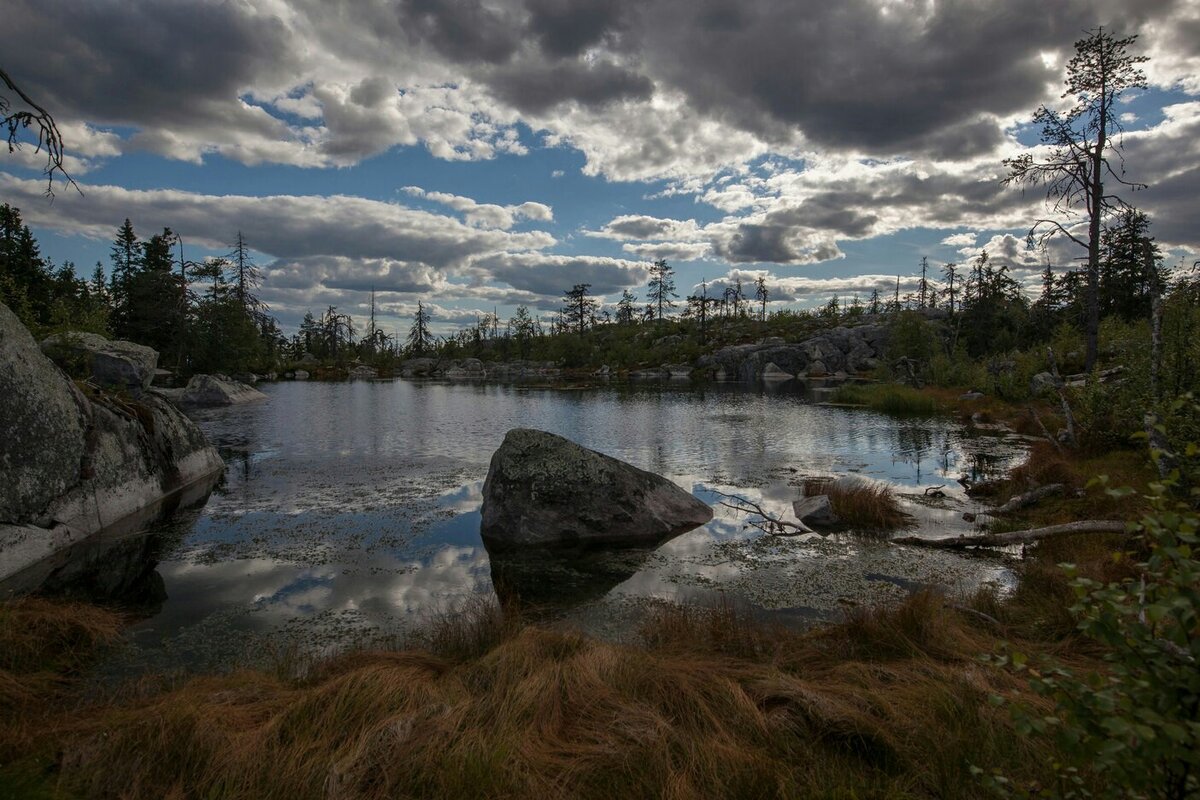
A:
[2,0,1198,336]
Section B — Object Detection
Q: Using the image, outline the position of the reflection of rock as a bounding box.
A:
[179,374,268,407]
[0,301,225,582]
[481,429,713,547]
[1,468,218,610]
[485,540,661,610]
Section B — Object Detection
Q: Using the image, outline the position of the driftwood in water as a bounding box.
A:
[992,483,1065,515]
[892,520,1129,549]
[713,490,815,536]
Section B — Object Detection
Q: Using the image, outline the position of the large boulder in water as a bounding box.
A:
[179,374,267,407]
[480,428,712,547]
[41,331,158,392]
[0,301,224,583]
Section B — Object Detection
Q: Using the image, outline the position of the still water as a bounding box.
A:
[21,380,1029,671]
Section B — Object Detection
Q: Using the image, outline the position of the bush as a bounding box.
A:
[980,454,1200,798]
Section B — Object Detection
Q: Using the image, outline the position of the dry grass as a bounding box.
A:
[0,592,1088,800]
[804,477,914,531]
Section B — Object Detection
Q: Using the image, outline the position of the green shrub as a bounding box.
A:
[980,442,1200,799]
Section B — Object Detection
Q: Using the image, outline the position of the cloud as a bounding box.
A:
[588,214,701,241]
[402,186,553,229]
[941,232,978,247]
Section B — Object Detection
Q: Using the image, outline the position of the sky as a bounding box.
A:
[2,0,1198,337]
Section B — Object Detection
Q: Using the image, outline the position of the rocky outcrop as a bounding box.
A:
[480,428,713,547]
[41,331,158,392]
[695,322,889,382]
[348,365,378,380]
[1,302,224,582]
[178,374,268,407]
[399,357,562,381]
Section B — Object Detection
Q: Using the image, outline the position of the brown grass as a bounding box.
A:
[0,592,1091,800]
[804,478,914,531]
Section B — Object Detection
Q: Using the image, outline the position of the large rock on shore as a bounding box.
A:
[179,374,267,407]
[1,302,224,582]
[480,429,712,547]
[41,331,158,392]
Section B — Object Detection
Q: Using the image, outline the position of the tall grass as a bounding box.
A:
[803,477,914,530]
[830,383,939,415]
[0,593,1091,800]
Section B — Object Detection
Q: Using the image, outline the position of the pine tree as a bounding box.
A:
[562,283,597,337]
[406,301,434,356]
[754,276,769,321]
[647,259,678,321]
[616,290,637,325]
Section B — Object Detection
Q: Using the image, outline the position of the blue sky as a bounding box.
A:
[2,0,1198,336]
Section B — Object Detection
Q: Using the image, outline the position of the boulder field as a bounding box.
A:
[0,304,224,583]
[480,428,712,548]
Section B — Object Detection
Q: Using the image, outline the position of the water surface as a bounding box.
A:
[20,380,1028,671]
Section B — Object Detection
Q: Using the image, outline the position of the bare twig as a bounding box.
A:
[1027,405,1064,454]
[892,520,1129,549]
[711,490,814,537]
[0,67,78,196]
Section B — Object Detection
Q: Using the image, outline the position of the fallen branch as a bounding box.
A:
[711,490,814,536]
[892,520,1130,549]
[991,484,1064,515]
[1046,347,1078,448]
[1026,405,1064,454]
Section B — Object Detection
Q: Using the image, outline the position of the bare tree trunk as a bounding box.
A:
[892,520,1128,549]
[1146,239,1163,403]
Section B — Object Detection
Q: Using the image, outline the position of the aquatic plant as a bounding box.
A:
[831,383,940,415]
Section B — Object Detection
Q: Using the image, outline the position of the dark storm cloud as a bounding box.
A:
[397,0,523,65]
[525,0,630,57]
[626,0,1178,157]
[0,0,298,132]
[484,59,654,114]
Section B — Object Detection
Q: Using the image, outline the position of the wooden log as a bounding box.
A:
[891,520,1129,549]
[992,483,1064,515]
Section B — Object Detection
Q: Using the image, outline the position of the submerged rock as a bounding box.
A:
[179,374,268,407]
[792,495,839,528]
[480,428,712,547]
[0,301,224,582]
[41,331,158,392]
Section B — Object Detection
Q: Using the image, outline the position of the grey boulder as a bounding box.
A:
[792,495,840,528]
[41,331,158,391]
[1,301,224,582]
[179,374,268,407]
[481,428,713,547]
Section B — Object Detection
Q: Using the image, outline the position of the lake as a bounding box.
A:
[10,379,1027,673]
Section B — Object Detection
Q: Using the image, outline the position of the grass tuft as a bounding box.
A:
[831,383,940,415]
[804,477,914,530]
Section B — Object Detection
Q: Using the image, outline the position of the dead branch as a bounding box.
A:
[1046,347,1078,447]
[1027,405,1064,454]
[992,484,1065,515]
[0,67,77,196]
[712,490,814,537]
[891,520,1129,549]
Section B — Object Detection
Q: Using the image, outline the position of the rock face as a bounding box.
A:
[480,429,713,547]
[695,322,889,382]
[179,374,268,407]
[41,331,158,392]
[0,302,224,582]
[348,365,378,380]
